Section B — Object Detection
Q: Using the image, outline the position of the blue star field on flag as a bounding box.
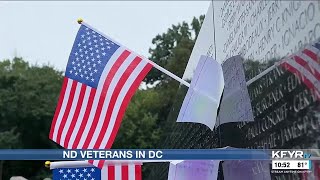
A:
[53,167,101,180]
[65,25,120,88]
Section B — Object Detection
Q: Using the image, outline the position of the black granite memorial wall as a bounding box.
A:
[147,1,320,179]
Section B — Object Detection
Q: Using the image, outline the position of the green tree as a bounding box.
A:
[0,57,63,180]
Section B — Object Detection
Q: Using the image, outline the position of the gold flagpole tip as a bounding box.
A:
[45,161,51,168]
[77,18,83,24]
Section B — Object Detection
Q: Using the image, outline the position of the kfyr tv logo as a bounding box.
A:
[272,151,311,159]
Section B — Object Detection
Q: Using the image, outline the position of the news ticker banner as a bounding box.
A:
[0,149,320,161]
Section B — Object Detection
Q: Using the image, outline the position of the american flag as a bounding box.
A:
[53,165,142,180]
[49,24,153,168]
[280,42,320,99]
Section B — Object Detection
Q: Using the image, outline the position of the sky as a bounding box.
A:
[0,1,210,71]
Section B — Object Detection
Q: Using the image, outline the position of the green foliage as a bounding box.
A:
[0,57,63,149]
[191,15,205,39]
[0,57,63,179]
[0,128,20,149]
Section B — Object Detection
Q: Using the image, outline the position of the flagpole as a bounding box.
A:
[77,19,191,88]
[147,60,190,87]
[75,19,286,90]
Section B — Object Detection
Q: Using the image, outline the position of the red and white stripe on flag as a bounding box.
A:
[280,43,320,100]
[101,164,142,180]
[49,24,153,168]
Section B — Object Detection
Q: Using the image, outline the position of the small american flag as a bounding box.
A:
[280,42,320,99]
[53,165,142,180]
[49,24,153,168]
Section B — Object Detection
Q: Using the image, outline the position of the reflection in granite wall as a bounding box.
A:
[146,1,320,179]
[146,56,320,180]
